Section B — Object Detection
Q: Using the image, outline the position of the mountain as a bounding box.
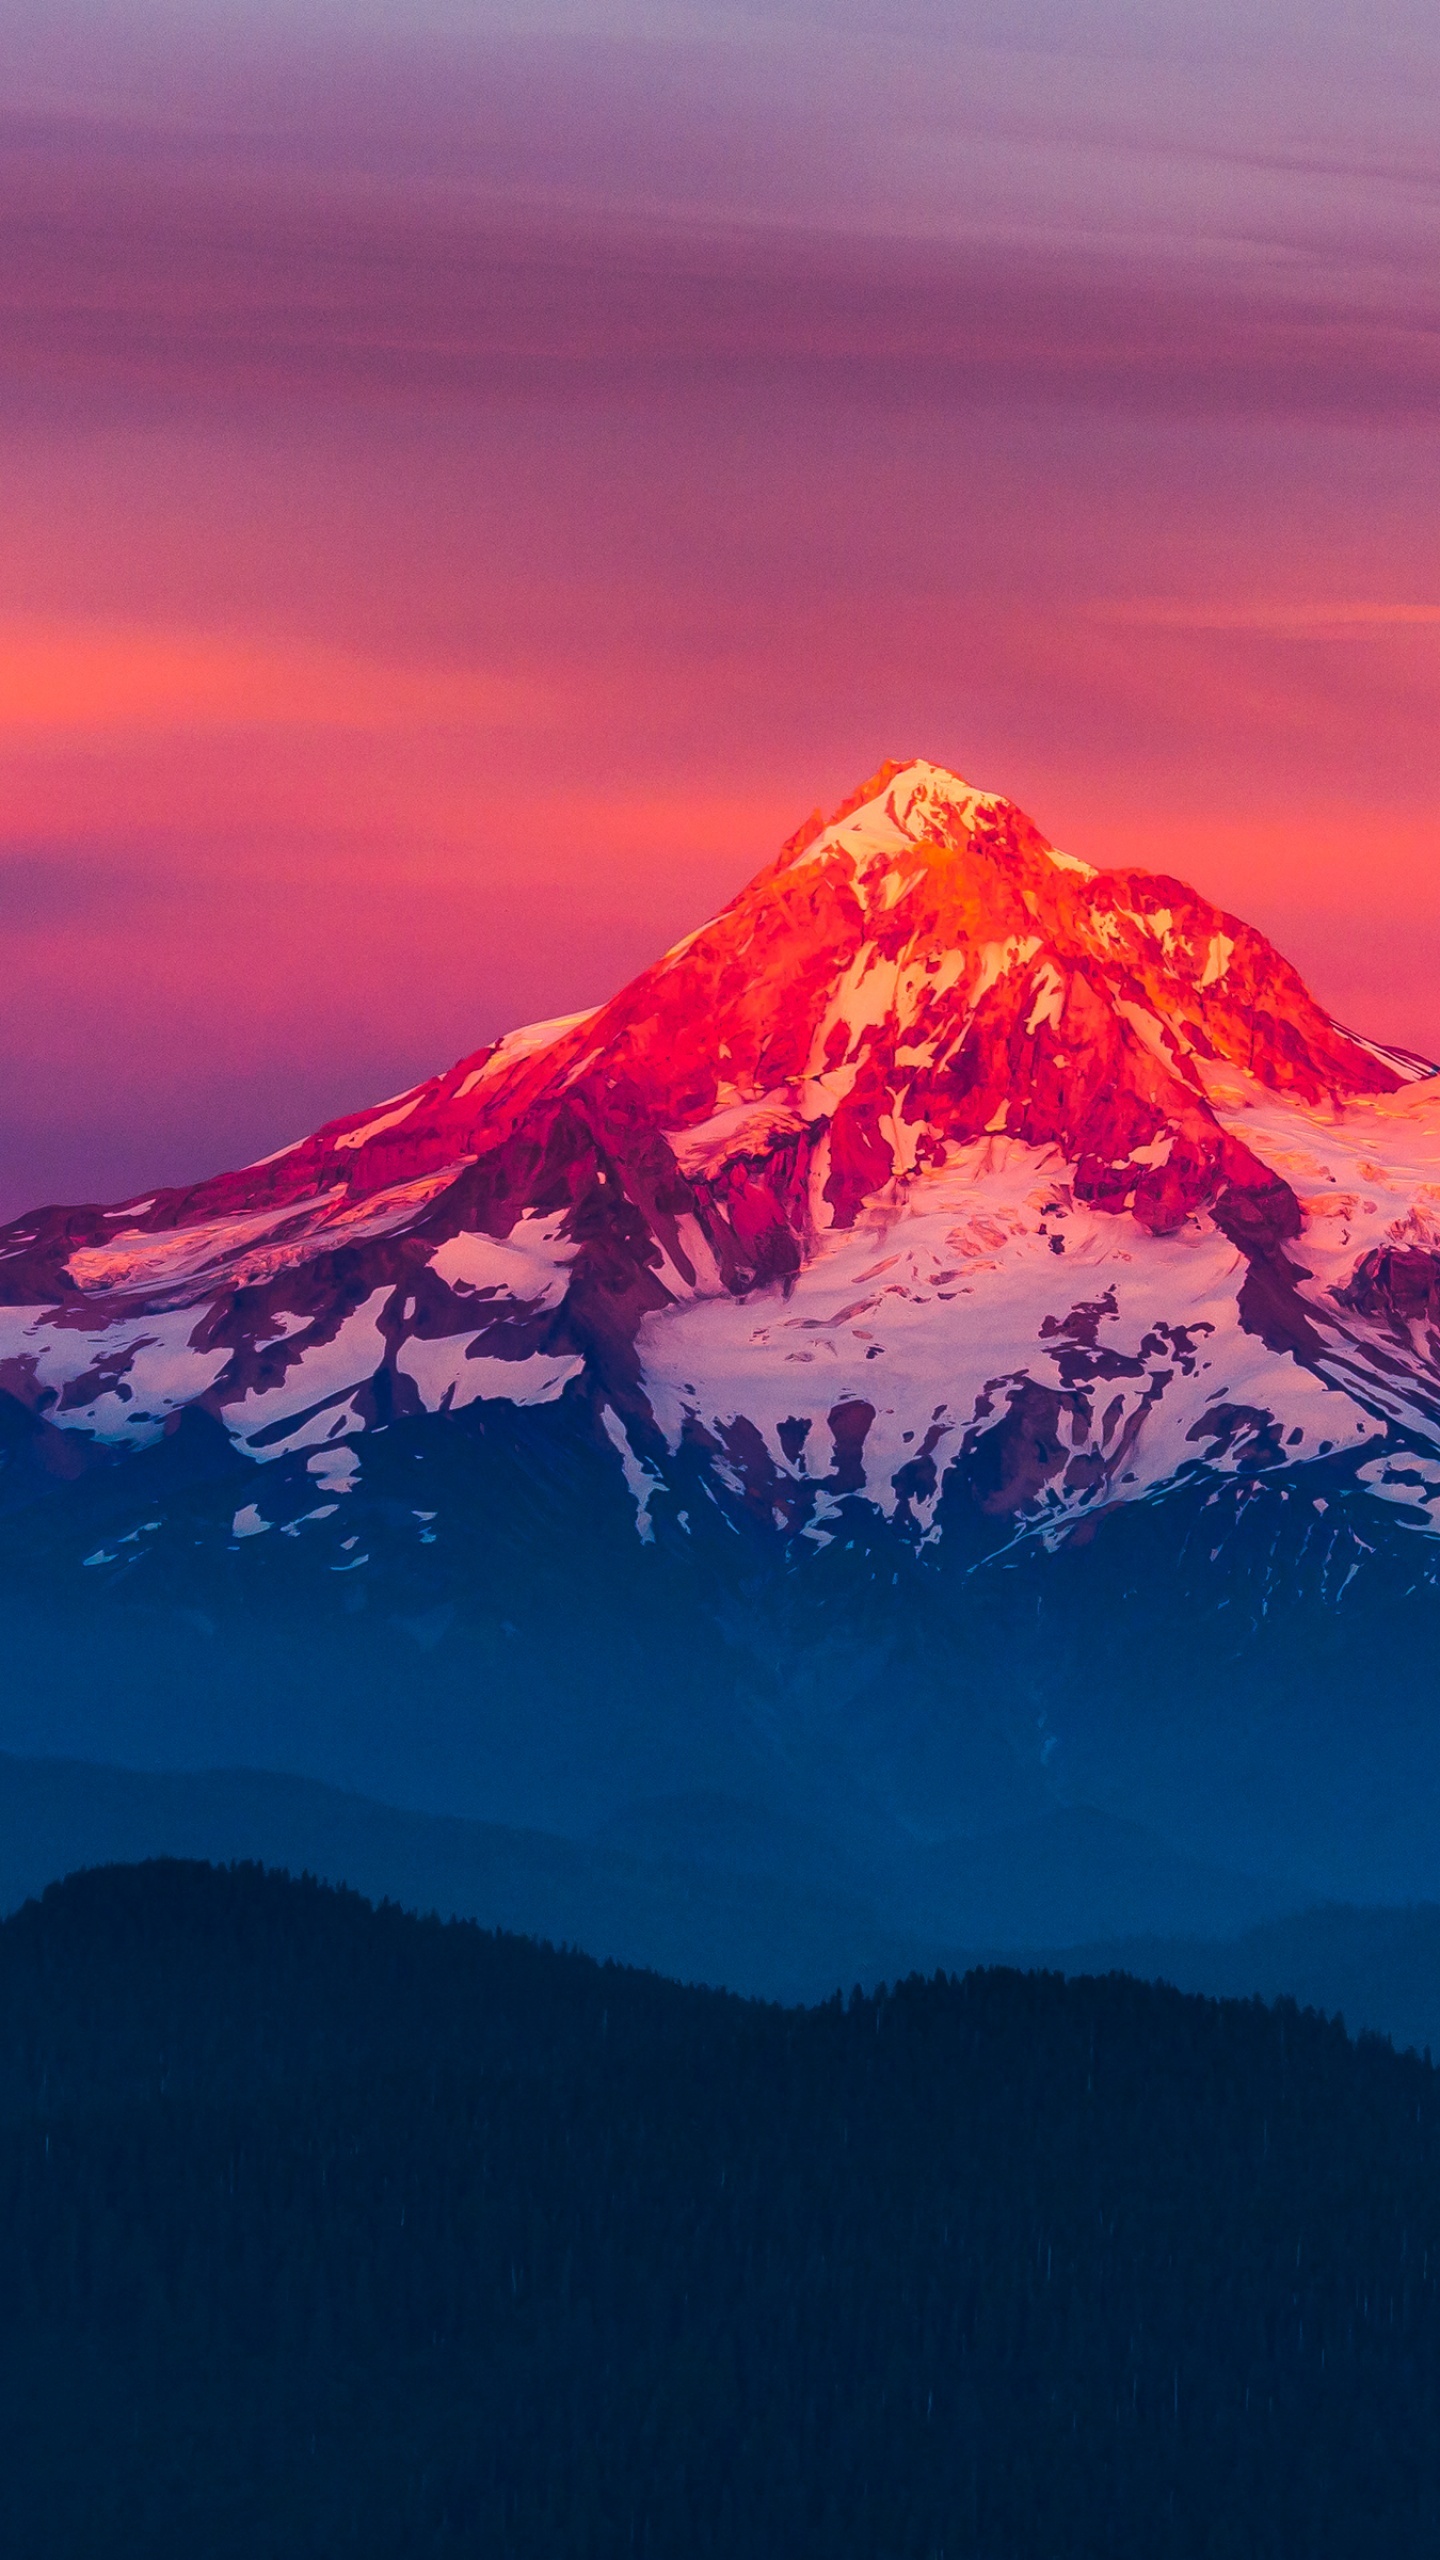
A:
[5,754,1439,1531]
[0,1750,1295,2000]
[3,757,1440,1937]
[8,1745,1440,2044]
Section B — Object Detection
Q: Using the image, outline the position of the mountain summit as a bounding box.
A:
[3,756,1440,1546]
[9,757,1440,1931]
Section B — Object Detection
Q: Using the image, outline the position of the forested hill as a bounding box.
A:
[4,1866,1440,2560]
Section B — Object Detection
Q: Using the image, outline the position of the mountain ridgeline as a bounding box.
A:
[3,1859,1440,2558]
[10,1750,1440,2049]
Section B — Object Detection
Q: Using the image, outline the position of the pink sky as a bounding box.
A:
[1,1,1437,1212]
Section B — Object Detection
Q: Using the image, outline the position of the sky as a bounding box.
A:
[1,0,1437,1212]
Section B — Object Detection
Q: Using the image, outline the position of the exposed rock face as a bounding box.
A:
[4,756,1440,1546]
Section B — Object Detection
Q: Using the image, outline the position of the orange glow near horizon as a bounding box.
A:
[0,619,555,735]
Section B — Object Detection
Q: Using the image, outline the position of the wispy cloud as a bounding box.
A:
[1090,601,1440,635]
[0,619,552,733]
[2,138,1438,421]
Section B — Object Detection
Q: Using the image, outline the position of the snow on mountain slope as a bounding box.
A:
[3,755,1439,1546]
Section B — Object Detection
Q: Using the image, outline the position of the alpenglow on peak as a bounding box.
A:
[2,753,1438,1559]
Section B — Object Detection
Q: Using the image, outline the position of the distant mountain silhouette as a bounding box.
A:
[7,1754,1440,2051]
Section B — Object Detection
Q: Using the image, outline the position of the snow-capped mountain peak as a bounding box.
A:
[4,757,1440,1554]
